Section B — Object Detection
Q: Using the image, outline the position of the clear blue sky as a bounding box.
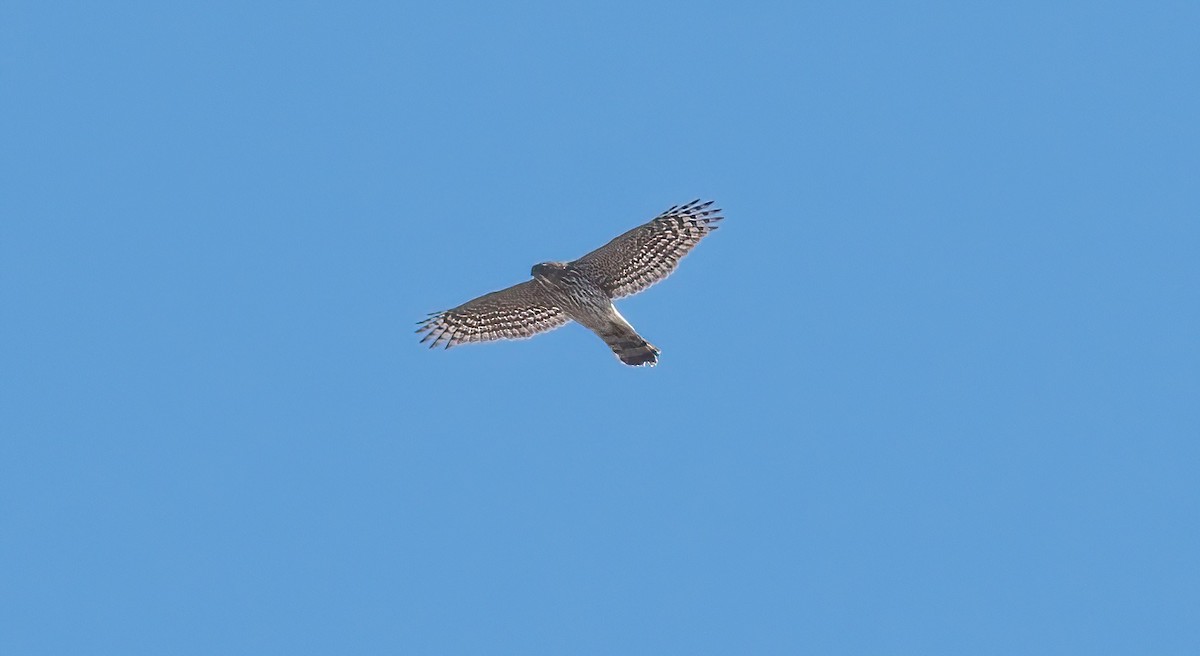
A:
[2,2,1197,654]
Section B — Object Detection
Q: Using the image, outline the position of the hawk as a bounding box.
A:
[417,199,724,366]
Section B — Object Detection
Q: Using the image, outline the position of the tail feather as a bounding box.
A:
[597,323,660,367]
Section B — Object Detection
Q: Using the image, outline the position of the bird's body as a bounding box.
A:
[530,261,660,366]
[417,200,724,366]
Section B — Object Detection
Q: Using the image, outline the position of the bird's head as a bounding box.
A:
[531,261,566,280]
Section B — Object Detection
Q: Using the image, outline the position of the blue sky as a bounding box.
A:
[2,1,1198,653]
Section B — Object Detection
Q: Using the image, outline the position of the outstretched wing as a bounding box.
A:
[572,199,723,299]
[417,280,570,349]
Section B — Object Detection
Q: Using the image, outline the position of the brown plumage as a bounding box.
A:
[417,200,723,366]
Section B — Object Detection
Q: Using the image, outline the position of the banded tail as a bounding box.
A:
[597,321,660,367]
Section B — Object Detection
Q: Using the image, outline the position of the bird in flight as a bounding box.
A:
[417,200,724,366]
